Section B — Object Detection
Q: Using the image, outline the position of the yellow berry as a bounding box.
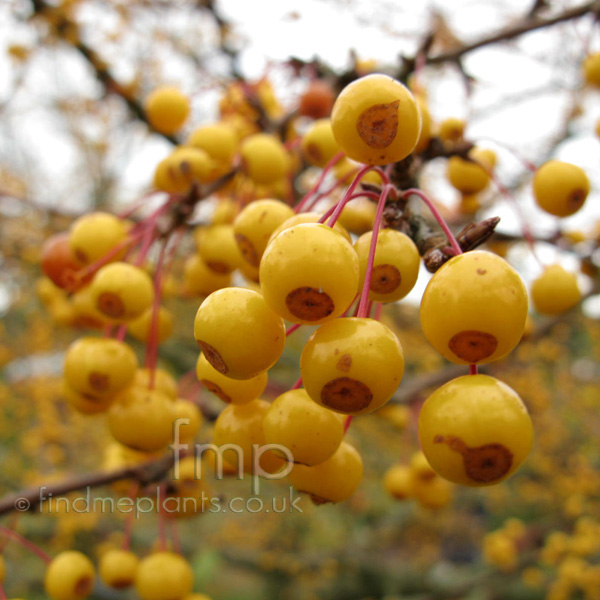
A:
[531,264,581,315]
[437,117,465,144]
[183,254,231,296]
[91,262,154,322]
[64,337,138,398]
[135,552,193,600]
[260,223,359,325]
[198,224,243,274]
[331,74,421,165]
[193,288,286,379]
[240,133,289,185]
[233,199,294,267]
[337,197,377,235]
[533,160,590,217]
[145,87,190,135]
[128,306,173,344]
[263,389,345,466]
[413,476,453,509]
[288,441,363,504]
[187,122,238,165]
[99,549,139,589]
[410,451,437,481]
[582,52,600,87]
[196,353,267,405]
[354,228,420,302]
[213,399,285,474]
[108,386,176,452]
[300,317,404,415]
[418,374,533,486]
[44,551,95,600]
[420,251,528,365]
[446,148,491,194]
[301,119,341,167]
[69,212,128,266]
[383,464,414,500]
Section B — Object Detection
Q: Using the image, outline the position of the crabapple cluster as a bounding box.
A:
[27,49,597,598]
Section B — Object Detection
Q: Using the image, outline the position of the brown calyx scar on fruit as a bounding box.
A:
[197,341,229,374]
[206,260,229,273]
[371,264,401,293]
[568,189,586,210]
[321,377,373,412]
[357,100,399,149]
[88,371,110,392]
[97,292,125,318]
[306,492,331,505]
[336,353,352,372]
[286,287,334,321]
[234,232,259,267]
[75,575,94,595]
[306,142,322,164]
[448,330,497,362]
[199,378,232,403]
[434,434,513,483]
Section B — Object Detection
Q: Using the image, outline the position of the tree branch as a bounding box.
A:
[427,1,600,65]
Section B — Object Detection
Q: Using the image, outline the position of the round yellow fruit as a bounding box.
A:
[331,74,421,165]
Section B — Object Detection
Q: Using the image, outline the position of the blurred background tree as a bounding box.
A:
[0,1,599,599]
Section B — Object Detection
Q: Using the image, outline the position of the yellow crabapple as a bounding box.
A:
[383,464,414,500]
[420,251,528,365]
[134,552,193,600]
[98,549,139,589]
[531,264,581,315]
[354,228,420,302]
[240,133,289,185]
[108,386,177,452]
[263,388,345,466]
[301,119,341,167]
[233,199,294,267]
[196,353,267,405]
[183,254,232,296]
[63,337,138,398]
[69,212,128,266]
[198,224,243,274]
[533,161,590,217]
[582,52,600,87]
[260,223,359,325]
[90,262,154,322]
[187,122,238,165]
[331,74,421,165]
[288,441,363,504]
[193,287,285,379]
[300,317,404,415]
[128,306,173,344]
[212,398,286,474]
[145,87,190,135]
[418,374,533,486]
[44,551,95,600]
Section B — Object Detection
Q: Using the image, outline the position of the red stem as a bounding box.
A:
[357,185,393,318]
[286,323,302,337]
[401,188,462,256]
[344,416,353,433]
[0,583,6,600]
[0,527,51,564]
[294,151,345,214]
[469,364,479,375]
[290,376,303,390]
[145,237,170,386]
